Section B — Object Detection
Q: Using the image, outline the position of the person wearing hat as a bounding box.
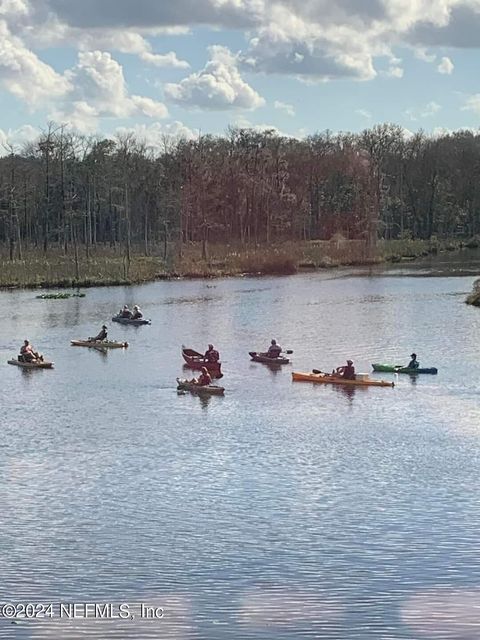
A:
[407,353,419,369]
[120,305,132,319]
[204,344,220,363]
[132,304,143,320]
[333,359,355,380]
[266,339,282,359]
[90,325,108,342]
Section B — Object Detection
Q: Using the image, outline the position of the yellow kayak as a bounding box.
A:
[292,371,394,388]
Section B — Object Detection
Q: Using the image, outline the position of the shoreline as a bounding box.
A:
[0,238,477,291]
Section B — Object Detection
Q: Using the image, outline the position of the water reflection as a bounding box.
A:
[1,272,480,639]
[405,372,419,386]
[402,587,480,639]
[332,384,357,403]
[238,586,344,634]
[249,362,284,377]
[197,394,213,410]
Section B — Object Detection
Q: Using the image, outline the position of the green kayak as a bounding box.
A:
[372,363,438,375]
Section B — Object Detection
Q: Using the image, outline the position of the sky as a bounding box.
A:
[1,0,480,150]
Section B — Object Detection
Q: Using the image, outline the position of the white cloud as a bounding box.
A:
[52,50,169,131]
[0,0,478,142]
[355,109,372,119]
[233,115,293,137]
[421,100,441,117]
[0,0,474,91]
[0,19,70,104]
[462,94,480,115]
[431,125,476,137]
[53,101,98,132]
[0,0,29,17]
[139,51,189,68]
[62,29,191,68]
[131,95,169,119]
[414,47,436,63]
[0,124,41,154]
[385,65,404,78]
[242,18,378,81]
[165,45,265,110]
[274,100,295,116]
[405,100,441,120]
[65,50,132,118]
[437,56,454,74]
[114,121,199,151]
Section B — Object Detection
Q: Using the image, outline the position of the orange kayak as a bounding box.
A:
[292,371,394,388]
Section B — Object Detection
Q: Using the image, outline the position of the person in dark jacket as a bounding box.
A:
[91,325,108,341]
[407,353,419,369]
[333,360,355,380]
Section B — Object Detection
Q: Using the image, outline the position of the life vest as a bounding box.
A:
[343,365,355,380]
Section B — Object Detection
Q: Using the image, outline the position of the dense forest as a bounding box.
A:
[0,122,479,261]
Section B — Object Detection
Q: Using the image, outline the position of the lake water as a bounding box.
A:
[1,264,480,639]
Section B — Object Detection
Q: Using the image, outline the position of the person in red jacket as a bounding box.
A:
[204,344,219,363]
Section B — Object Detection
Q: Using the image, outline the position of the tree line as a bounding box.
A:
[0,122,478,261]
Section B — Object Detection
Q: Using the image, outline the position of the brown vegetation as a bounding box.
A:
[1,122,479,288]
[0,236,472,289]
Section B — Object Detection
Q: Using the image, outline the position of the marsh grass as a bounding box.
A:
[0,237,473,289]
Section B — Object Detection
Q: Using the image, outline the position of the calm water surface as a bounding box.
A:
[1,269,480,639]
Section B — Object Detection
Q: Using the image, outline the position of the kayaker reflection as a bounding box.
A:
[204,344,220,363]
[408,353,419,369]
[19,339,43,363]
[191,366,212,386]
[132,305,143,319]
[266,339,282,359]
[332,359,355,380]
[90,325,108,342]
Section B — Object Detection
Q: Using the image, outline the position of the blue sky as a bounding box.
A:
[1,0,480,149]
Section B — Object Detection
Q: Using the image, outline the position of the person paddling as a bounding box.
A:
[333,359,355,380]
[266,339,282,359]
[120,305,132,319]
[196,367,212,386]
[132,305,143,319]
[19,339,42,362]
[407,353,419,369]
[90,325,108,342]
[204,344,220,363]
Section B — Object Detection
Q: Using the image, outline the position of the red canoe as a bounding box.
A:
[182,347,223,378]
